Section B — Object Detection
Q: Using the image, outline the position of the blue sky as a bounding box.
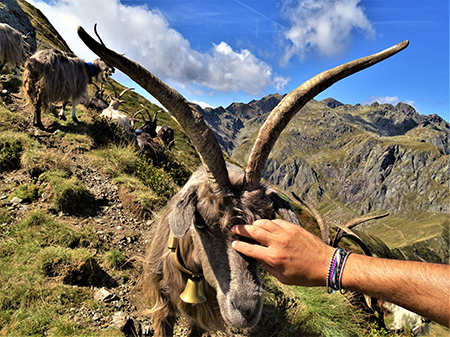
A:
[28,0,448,121]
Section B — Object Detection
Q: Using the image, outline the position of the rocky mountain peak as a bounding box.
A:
[0,0,37,51]
[321,97,344,108]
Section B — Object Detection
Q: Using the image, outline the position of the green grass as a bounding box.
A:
[0,131,39,171]
[8,184,41,203]
[39,171,96,216]
[0,210,120,336]
[104,249,126,269]
[258,273,386,337]
[0,106,29,132]
[21,148,73,177]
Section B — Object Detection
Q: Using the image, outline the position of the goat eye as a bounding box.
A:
[194,222,205,229]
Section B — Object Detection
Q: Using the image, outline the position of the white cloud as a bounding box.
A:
[363,95,400,105]
[28,0,289,96]
[279,0,375,65]
[362,95,417,109]
[192,100,214,109]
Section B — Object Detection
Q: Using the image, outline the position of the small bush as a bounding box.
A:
[39,170,95,215]
[90,115,130,146]
[21,148,72,177]
[136,157,176,202]
[0,131,38,171]
[104,249,126,269]
[0,107,28,132]
[9,184,40,203]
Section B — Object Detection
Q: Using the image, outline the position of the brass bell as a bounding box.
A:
[180,276,207,304]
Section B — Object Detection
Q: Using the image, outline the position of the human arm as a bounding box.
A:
[231,219,450,327]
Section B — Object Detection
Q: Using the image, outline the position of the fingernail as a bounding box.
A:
[231,240,237,248]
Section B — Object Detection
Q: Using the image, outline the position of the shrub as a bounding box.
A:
[90,115,130,146]
[0,131,38,171]
[21,148,72,177]
[104,249,126,269]
[136,157,176,202]
[0,107,28,132]
[39,171,95,215]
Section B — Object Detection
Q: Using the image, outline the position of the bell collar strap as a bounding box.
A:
[168,232,203,278]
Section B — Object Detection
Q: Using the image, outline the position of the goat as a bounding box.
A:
[23,24,114,129]
[0,23,30,75]
[88,82,109,112]
[100,85,134,133]
[78,25,408,336]
[380,301,431,336]
[133,104,159,138]
[157,124,175,149]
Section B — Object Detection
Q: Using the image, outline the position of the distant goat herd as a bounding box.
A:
[0,23,174,159]
[1,21,432,336]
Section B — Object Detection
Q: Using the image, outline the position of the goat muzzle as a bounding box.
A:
[168,233,206,304]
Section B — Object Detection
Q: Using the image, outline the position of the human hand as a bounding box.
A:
[232,219,335,287]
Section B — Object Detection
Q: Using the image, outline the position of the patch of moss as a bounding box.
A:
[0,131,38,171]
[39,171,96,216]
[9,184,41,203]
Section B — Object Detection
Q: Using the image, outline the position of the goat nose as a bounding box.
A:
[231,300,257,322]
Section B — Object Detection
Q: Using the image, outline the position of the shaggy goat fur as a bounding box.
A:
[380,301,431,336]
[100,107,132,134]
[144,165,278,336]
[23,49,113,128]
[0,23,29,72]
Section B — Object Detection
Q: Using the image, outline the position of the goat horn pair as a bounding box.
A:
[78,25,408,196]
[133,104,152,121]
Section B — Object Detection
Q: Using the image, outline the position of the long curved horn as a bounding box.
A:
[78,26,231,195]
[244,40,409,190]
[332,213,389,247]
[133,109,145,120]
[137,104,152,121]
[94,23,107,47]
[344,213,389,230]
[119,87,135,98]
[291,192,330,244]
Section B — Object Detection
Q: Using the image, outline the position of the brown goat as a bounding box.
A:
[23,24,114,129]
[78,25,409,336]
[0,23,30,74]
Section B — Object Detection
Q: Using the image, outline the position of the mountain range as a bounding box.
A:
[195,96,449,262]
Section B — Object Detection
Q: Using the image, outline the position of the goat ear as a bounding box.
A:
[169,185,198,237]
[267,189,302,227]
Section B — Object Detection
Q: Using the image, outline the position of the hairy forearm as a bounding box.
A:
[341,254,450,327]
[231,220,450,327]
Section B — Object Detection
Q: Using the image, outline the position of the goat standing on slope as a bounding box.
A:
[78,25,408,337]
[0,23,31,75]
[23,25,114,129]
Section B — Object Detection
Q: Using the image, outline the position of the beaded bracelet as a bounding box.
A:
[326,248,352,294]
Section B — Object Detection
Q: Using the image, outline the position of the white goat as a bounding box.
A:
[0,23,30,75]
[100,87,134,133]
[381,301,431,336]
